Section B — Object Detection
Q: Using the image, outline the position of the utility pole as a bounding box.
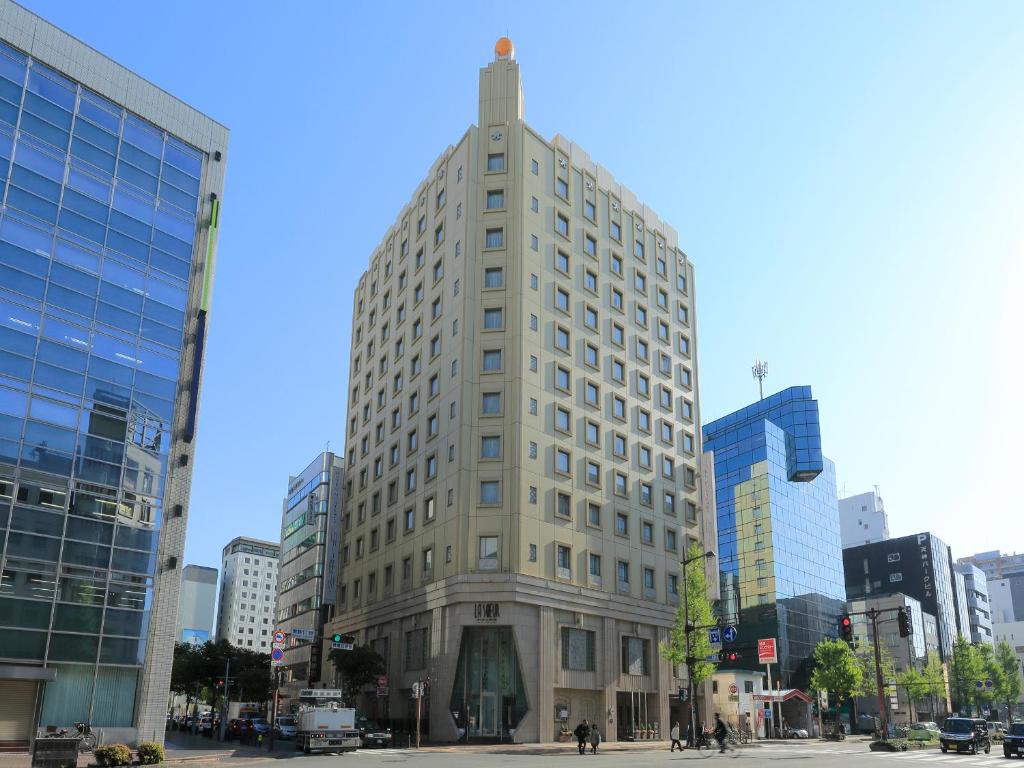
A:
[268,669,279,752]
[217,657,231,742]
[868,608,888,739]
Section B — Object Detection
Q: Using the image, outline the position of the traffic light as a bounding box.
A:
[840,615,853,643]
[331,633,342,643]
[725,651,740,662]
[898,607,912,638]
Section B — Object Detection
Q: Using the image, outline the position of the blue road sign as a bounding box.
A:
[724,626,738,643]
[976,680,984,689]
[985,679,994,689]
[709,628,722,644]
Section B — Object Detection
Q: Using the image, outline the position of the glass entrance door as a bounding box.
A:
[479,692,496,736]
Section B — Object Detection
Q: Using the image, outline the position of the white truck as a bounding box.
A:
[294,690,360,754]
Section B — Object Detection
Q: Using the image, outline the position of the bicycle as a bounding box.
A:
[738,728,752,745]
[46,722,97,753]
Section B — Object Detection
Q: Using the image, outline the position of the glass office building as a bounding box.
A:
[0,4,226,746]
[703,386,845,689]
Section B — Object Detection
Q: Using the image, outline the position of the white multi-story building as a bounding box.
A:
[954,563,994,646]
[323,38,712,744]
[959,550,1024,626]
[216,537,279,650]
[838,489,889,548]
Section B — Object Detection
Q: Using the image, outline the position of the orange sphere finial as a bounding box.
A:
[494,37,514,61]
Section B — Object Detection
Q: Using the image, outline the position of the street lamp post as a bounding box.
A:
[683,550,716,747]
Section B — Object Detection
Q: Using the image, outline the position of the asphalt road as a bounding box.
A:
[285,740,1014,767]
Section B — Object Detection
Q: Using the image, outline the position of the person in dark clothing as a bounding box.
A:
[686,720,694,747]
[573,720,591,755]
[713,714,728,753]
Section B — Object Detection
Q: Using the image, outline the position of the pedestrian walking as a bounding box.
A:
[574,719,591,755]
[670,721,683,751]
[589,725,602,754]
[686,720,694,748]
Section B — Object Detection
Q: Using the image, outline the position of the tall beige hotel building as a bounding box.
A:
[323,39,715,744]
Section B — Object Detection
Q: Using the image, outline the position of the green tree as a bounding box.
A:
[920,651,948,718]
[660,543,717,723]
[895,666,925,722]
[949,636,981,715]
[170,643,205,718]
[855,644,896,700]
[976,642,1004,715]
[995,640,1023,719]
[810,638,864,718]
[328,644,385,705]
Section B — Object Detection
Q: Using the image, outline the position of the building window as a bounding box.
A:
[483,307,503,329]
[479,536,499,570]
[480,480,501,505]
[617,561,631,587]
[555,449,571,475]
[485,228,504,248]
[481,435,501,459]
[484,267,504,288]
[555,286,570,312]
[556,213,569,237]
[551,491,571,519]
[556,177,569,198]
[487,189,505,209]
[561,628,595,671]
[487,153,505,172]
[556,543,572,579]
[405,627,427,670]
[482,349,503,371]
[482,392,501,414]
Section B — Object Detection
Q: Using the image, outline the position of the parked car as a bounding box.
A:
[249,718,270,736]
[907,722,940,741]
[199,714,214,736]
[273,716,297,740]
[227,718,253,741]
[356,717,392,748]
[1004,722,1024,758]
[939,717,991,754]
[783,726,809,739]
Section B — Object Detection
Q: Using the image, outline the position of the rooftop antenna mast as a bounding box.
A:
[752,359,768,400]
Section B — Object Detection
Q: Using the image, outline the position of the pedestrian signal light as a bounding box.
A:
[332,633,342,643]
[840,615,853,642]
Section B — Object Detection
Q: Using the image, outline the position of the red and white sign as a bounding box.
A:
[757,638,778,665]
[273,630,285,644]
[729,683,738,695]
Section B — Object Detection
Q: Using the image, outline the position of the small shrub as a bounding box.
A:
[137,741,165,765]
[94,743,133,766]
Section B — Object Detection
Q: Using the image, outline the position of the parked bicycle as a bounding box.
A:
[45,722,97,753]
[737,728,752,744]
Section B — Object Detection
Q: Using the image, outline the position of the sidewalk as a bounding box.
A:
[0,733,775,767]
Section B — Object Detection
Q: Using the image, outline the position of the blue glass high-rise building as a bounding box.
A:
[0,2,226,745]
[702,386,845,689]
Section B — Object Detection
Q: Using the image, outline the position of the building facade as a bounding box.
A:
[216,537,279,651]
[838,489,889,549]
[702,386,846,691]
[0,1,226,746]
[953,563,993,646]
[275,451,343,704]
[843,533,962,660]
[992,621,1024,719]
[322,39,710,744]
[175,565,217,644]
[846,593,944,723]
[959,550,1024,625]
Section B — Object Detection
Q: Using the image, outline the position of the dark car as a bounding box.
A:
[940,717,990,755]
[1004,722,1024,758]
[356,717,392,748]
[227,718,253,741]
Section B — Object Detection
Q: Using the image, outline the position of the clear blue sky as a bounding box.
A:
[24,1,1024,569]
